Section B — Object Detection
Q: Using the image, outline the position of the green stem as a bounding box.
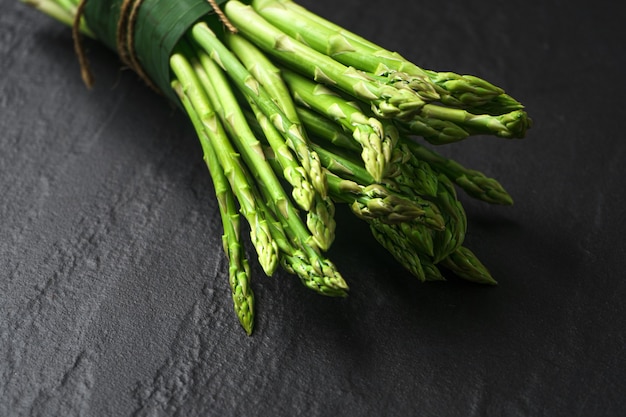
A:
[190,21,328,198]
[255,0,522,112]
[172,79,254,335]
[282,68,397,182]
[224,1,426,120]
[227,32,336,250]
[402,139,514,205]
[295,106,361,153]
[170,51,280,276]
[194,46,348,295]
[252,0,440,101]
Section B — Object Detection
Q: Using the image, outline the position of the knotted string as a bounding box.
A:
[72,0,237,90]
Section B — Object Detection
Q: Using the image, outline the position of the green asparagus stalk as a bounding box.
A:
[190,21,328,199]
[373,120,439,198]
[326,172,436,224]
[240,111,339,254]
[224,32,313,209]
[173,79,255,334]
[248,99,315,209]
[395,102,530,142]
[224,1,427,121]
[251,0,440,102]
[431,175,467,262]
[282,68,396,182]
[311,143,445,231]
[252,189,348,297]
[280,251,348,296]
[402,139,514,205]
[295,106,362,153]
[296,102,512,205]
[399,114,470,144]
[193,46,310,247]
[424,71,524,112]
[257,0,522,112]
[226,32,336,250]
[398,221,436,258]
[195,45,349,295]
[224,32,300,122]
[421,259,446,282]
[440,246,497,285]
[462,94,527,116]
[170,51,280,277]
[417,104,531,139]
[395,146,440,198]
[369,220,427,282]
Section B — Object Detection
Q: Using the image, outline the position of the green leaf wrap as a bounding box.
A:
[84,0,228,101]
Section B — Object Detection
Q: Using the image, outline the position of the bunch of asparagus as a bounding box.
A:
[24,0,530,334]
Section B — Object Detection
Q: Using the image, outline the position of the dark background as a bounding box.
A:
[2,0,625,415]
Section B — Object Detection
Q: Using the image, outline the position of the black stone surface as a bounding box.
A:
[1,0,625,415]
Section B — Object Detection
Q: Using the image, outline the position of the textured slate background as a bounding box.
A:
[1,0,625,415]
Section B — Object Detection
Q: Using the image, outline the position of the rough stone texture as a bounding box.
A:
[1,0,625,416]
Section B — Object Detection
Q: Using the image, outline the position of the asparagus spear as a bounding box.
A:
[251,0,439,101]
[373,118,439,198]
[282,68,396,182]
[425,71,524,112]
[224,33,313,208]
[311,143,445,231]
[325,172,435,225]
[421,259,446,282]
[253,190,348,297]
[430,174,467,262]
[418,104,530,139]
[295,106,362,153]
[369,221,426,282]
[399,114,470,145]
[296,103,513,205]
[190,22,328,198]
[440,246,497,285]
[224,1,427,121]
[226,33,336,250]
[257,0,522,112]
[170,52,280,277]
[244,2,531,143]
[194,45,349,295]
[401,139,514,205]
[396,146,439,198]
[173,79,255,334]
[393,101,531,142]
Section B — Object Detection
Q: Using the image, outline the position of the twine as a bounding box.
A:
[116,0,161,93]
[207,0,238,34]
[72,0,237,90]
[72,0,94,88]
